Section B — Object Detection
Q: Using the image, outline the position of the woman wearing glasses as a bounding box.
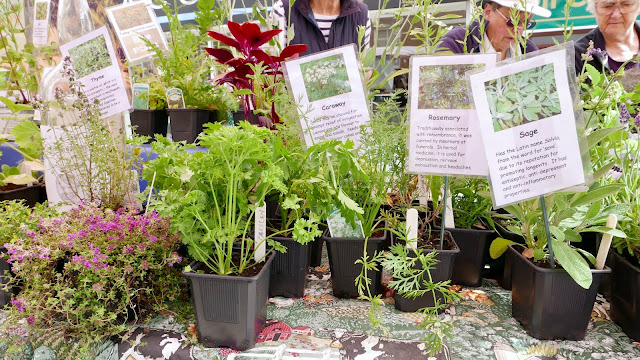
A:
[574,0,640,76]
[438,0,550,60]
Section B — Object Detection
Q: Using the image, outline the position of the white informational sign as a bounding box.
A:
[106,1,168,63]
[32,0,51,46]
[469,48,586,208]
[60,26,130,118]
[283,45,370,147]
[407,54,497,176]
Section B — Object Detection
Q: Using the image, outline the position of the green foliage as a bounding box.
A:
[0,0,55,105]
[486,63,561,132]
[450,177,495,229]
[0,204,185,357]
[379,228,460,355]
[35,59,144,210]
[143,122,320,275]
[129,67,168,110]
[142,0,234,111]
[490,182,629,288]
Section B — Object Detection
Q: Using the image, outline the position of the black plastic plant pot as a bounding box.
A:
[168,109,215,143]
[490,227,524,290]
[309,236,324,268]
[448,227,495,287]
[394,233,460,312]
[509,245,610,340]
[130,109,168,143]
[0,246,12,307]
[0,182,45,208]
[269,237,309,298]
[610,251,640,341]
[183,254,273,350]
[323,228,387,299]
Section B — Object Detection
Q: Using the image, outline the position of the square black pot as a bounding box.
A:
[269,237,310,298]
[0,182,45,208]
[610,251,640,341]
[509,245,610,340]
[448,227,495,287]
[130,110,168,143]
[394,231,460,312]
[183,254,273,350]
[323,227,387,298]
[169,109,216,143]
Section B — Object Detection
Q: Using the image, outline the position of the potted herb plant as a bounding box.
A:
[129,72,169,142]
[143,0,234,143]
[0,203,184,357]
[489,183,627,340]
[448,177,497,287]
[143,122,317,349]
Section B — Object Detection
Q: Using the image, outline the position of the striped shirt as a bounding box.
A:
[272,0,371,47]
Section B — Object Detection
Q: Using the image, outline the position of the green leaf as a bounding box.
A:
[11,120,42,158]
[234,89,253,96]
[584,201,601,221]
[581,226,626,238]
[570,184,624,207]
[0,97,33,114]
[3,173,37,185]
[551,238,592,289]
[489,237,517,259]
[587,126,622,149]
[338,188,364,215]
[575,247,597,266]
[585,64,602,86]
[564,229,582,243]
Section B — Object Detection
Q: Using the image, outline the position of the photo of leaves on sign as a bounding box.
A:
[35,1,48,20]
[112,2,152,31]
[418,64,481,110]
[485,63,561,132]
[68,35,111,79]
[301,53,351,102]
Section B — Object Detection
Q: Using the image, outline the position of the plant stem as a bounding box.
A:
[439,176,448,250]
[540,195,555,268]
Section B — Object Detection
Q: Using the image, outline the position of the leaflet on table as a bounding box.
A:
[282,44,370,148]
[407,53,498,176]
[469,46,587,208]
[59,26,130,119]
[32,0,51,46]
[105,1,168,63]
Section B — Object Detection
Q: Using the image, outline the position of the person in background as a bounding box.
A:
[271,0,371,55]
[438,0,551,60]
[574,0,640,76]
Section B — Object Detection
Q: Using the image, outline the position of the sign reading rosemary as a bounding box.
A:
[469,46,586,207]
[407,53,497,176]
[283,45,370,147]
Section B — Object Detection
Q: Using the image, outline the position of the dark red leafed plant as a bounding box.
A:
[206,21,307,129]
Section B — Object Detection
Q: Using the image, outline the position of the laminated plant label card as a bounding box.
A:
[469,47,586,208]
[132,83,149,110]
[106,1,168,63]
[327,208,365,238]
[60,26,130,118]
[283,45,370,147]
[407,54,497,176]
[32,0,51,46]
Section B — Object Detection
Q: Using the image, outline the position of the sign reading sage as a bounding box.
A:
[407,54,497,176]
[60,26,130,118]
[282,45,370,147]
[469,48,586,207]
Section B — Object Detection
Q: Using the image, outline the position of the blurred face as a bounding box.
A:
[594,0,640,39]
[484,4,533,55]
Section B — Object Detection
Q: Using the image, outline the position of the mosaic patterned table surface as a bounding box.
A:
[4,256,640,360]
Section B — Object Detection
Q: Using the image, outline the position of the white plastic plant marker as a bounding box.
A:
[418,175,428,206]
[445,194,455,228]
[255,204,267,263]
[596,214,618,270]
[227,344,339,359]
[406,208,419,251]
[144,171,156,215]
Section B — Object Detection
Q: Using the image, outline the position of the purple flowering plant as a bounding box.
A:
[0,203,185,353]
[578,42,640,262]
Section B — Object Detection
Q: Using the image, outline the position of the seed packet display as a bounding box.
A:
[468,45,588,208]
[282,45,370,147]
[59,26,130,118]
[32,0,51,46]
[106,1,168,63]
[407,54,497,176]
[132,83,149,110]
